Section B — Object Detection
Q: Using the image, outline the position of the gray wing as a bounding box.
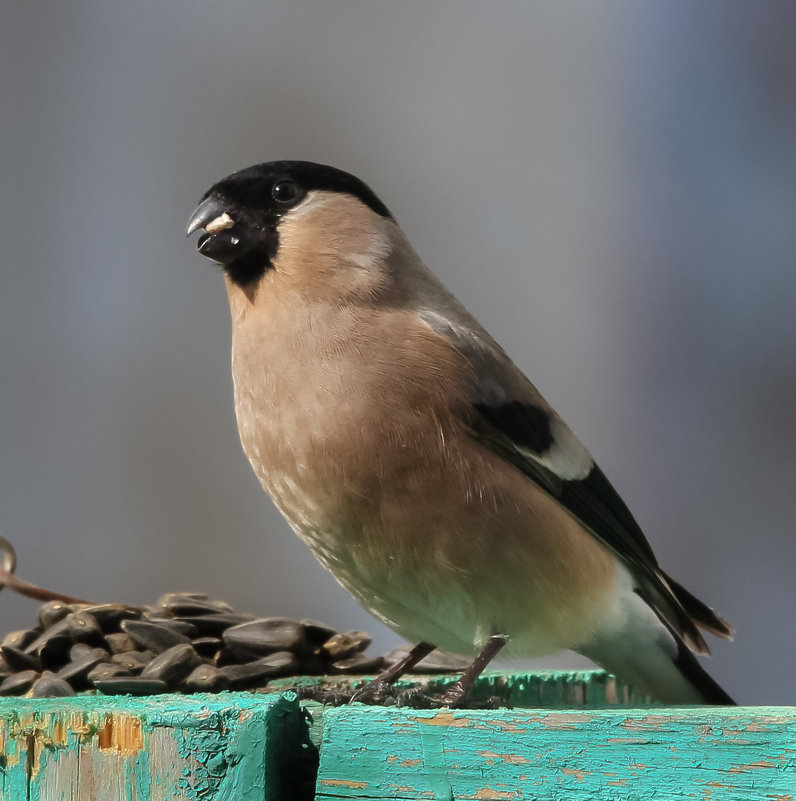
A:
[420,309,731,652]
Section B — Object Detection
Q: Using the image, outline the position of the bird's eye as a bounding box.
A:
[272,180,301,205]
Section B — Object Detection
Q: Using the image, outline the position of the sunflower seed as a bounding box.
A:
[178,613,254,635]
[79,604,141,630]
[321,631,371,660]
[301,619,338,647]
[1,645,41,672]
[65,612,105,645]
[140,644,201,687]
[87,662,131,683]
[105,633,137,655]
[156,592,209,606]
[31,671,76,698]
[24,618,72,655]
[56,648,109,688]
[158,598,234,617]
[218,651,298,688]
[146,618,198,638]
[191,636,222,658]
[331,653,384,674]
[223,618,305,658]
[182,664,230,693]
[121,620,191,653]
[93,677,168,696]
[70,643,93,661]
[3,629,39,650]
[111,650,155,673]
[0,670,39,695]
[37,601,71,629]
[38,635,73,669]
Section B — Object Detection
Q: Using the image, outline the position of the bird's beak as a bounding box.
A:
[186,196,230,237]
[187,195,249,265]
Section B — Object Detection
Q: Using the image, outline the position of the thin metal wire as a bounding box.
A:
[0,535,92,604]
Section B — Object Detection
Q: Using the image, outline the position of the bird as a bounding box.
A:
[187,160,734,705]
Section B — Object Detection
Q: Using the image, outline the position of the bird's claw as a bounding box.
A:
[437,681,466,707]
[349,678,398,705]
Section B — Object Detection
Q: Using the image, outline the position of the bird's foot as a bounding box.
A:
[349,678,399,705]
[295,685,354,706]
[438,680,467,707]
[394,684,506,709]
[393,686,442,708]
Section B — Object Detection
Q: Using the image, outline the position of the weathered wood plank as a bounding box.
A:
[274,669,654,758]
[2,674,794,800]
[269,669,655,710]
[315,706,796,800]
[0,691,304,801]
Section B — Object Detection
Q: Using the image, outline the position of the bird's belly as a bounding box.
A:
[254,443,618,659]
[233,357,617,659]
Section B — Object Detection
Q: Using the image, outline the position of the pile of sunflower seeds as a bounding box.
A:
[0,593,390,698]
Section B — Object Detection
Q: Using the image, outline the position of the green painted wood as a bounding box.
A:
[268,669,656,710]
[271,670,655,756]
[315,705,796,800]
[0,691,305,801]
[1,673,794,801]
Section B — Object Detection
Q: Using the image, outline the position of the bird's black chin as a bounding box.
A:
[197,228,273,287]
[223,251,272,288]
[187,193,278,287]
[196,225,251,264]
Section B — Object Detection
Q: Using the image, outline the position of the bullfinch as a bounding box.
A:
[187,161,734,705]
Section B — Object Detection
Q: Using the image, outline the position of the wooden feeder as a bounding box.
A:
[0,670,793,800]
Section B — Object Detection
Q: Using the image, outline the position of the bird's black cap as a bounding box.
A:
[187,161,392,287]
[192,161,392,225]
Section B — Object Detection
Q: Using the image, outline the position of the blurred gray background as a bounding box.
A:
[1,2,794,705]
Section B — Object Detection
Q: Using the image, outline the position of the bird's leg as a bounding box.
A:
[350,641,436,703]
[438,633,508,706]
[377,641,437,684]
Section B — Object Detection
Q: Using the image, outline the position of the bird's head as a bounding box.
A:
[187,161,395,294]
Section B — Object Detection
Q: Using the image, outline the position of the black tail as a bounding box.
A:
[673,638,736,705]
[666,573,734,642]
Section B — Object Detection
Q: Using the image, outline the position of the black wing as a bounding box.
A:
[471,399,731,651]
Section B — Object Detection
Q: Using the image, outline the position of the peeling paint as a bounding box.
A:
[726,759,777,773]
[3,678,794,800]
[621,714,680,730]
[97,714,144,754]
[471,786,518,800]
[316,701,796,801]
[528,712,595,730]
[479,750,529,766]
[605,736,649,745]
[561,767,587,781]
[417,714,454,801]
[321,778,368,789]
[416,712,464,728]
[0,692,303,800]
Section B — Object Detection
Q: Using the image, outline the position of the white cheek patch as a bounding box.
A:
[531,419,593,480]
[345,230,391,270]
[205,212,235,233]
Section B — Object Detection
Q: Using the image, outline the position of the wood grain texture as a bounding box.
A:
[271,670,656,757]
[1,673,794,800]
[316,705,796,800]
[0,691,303,801]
